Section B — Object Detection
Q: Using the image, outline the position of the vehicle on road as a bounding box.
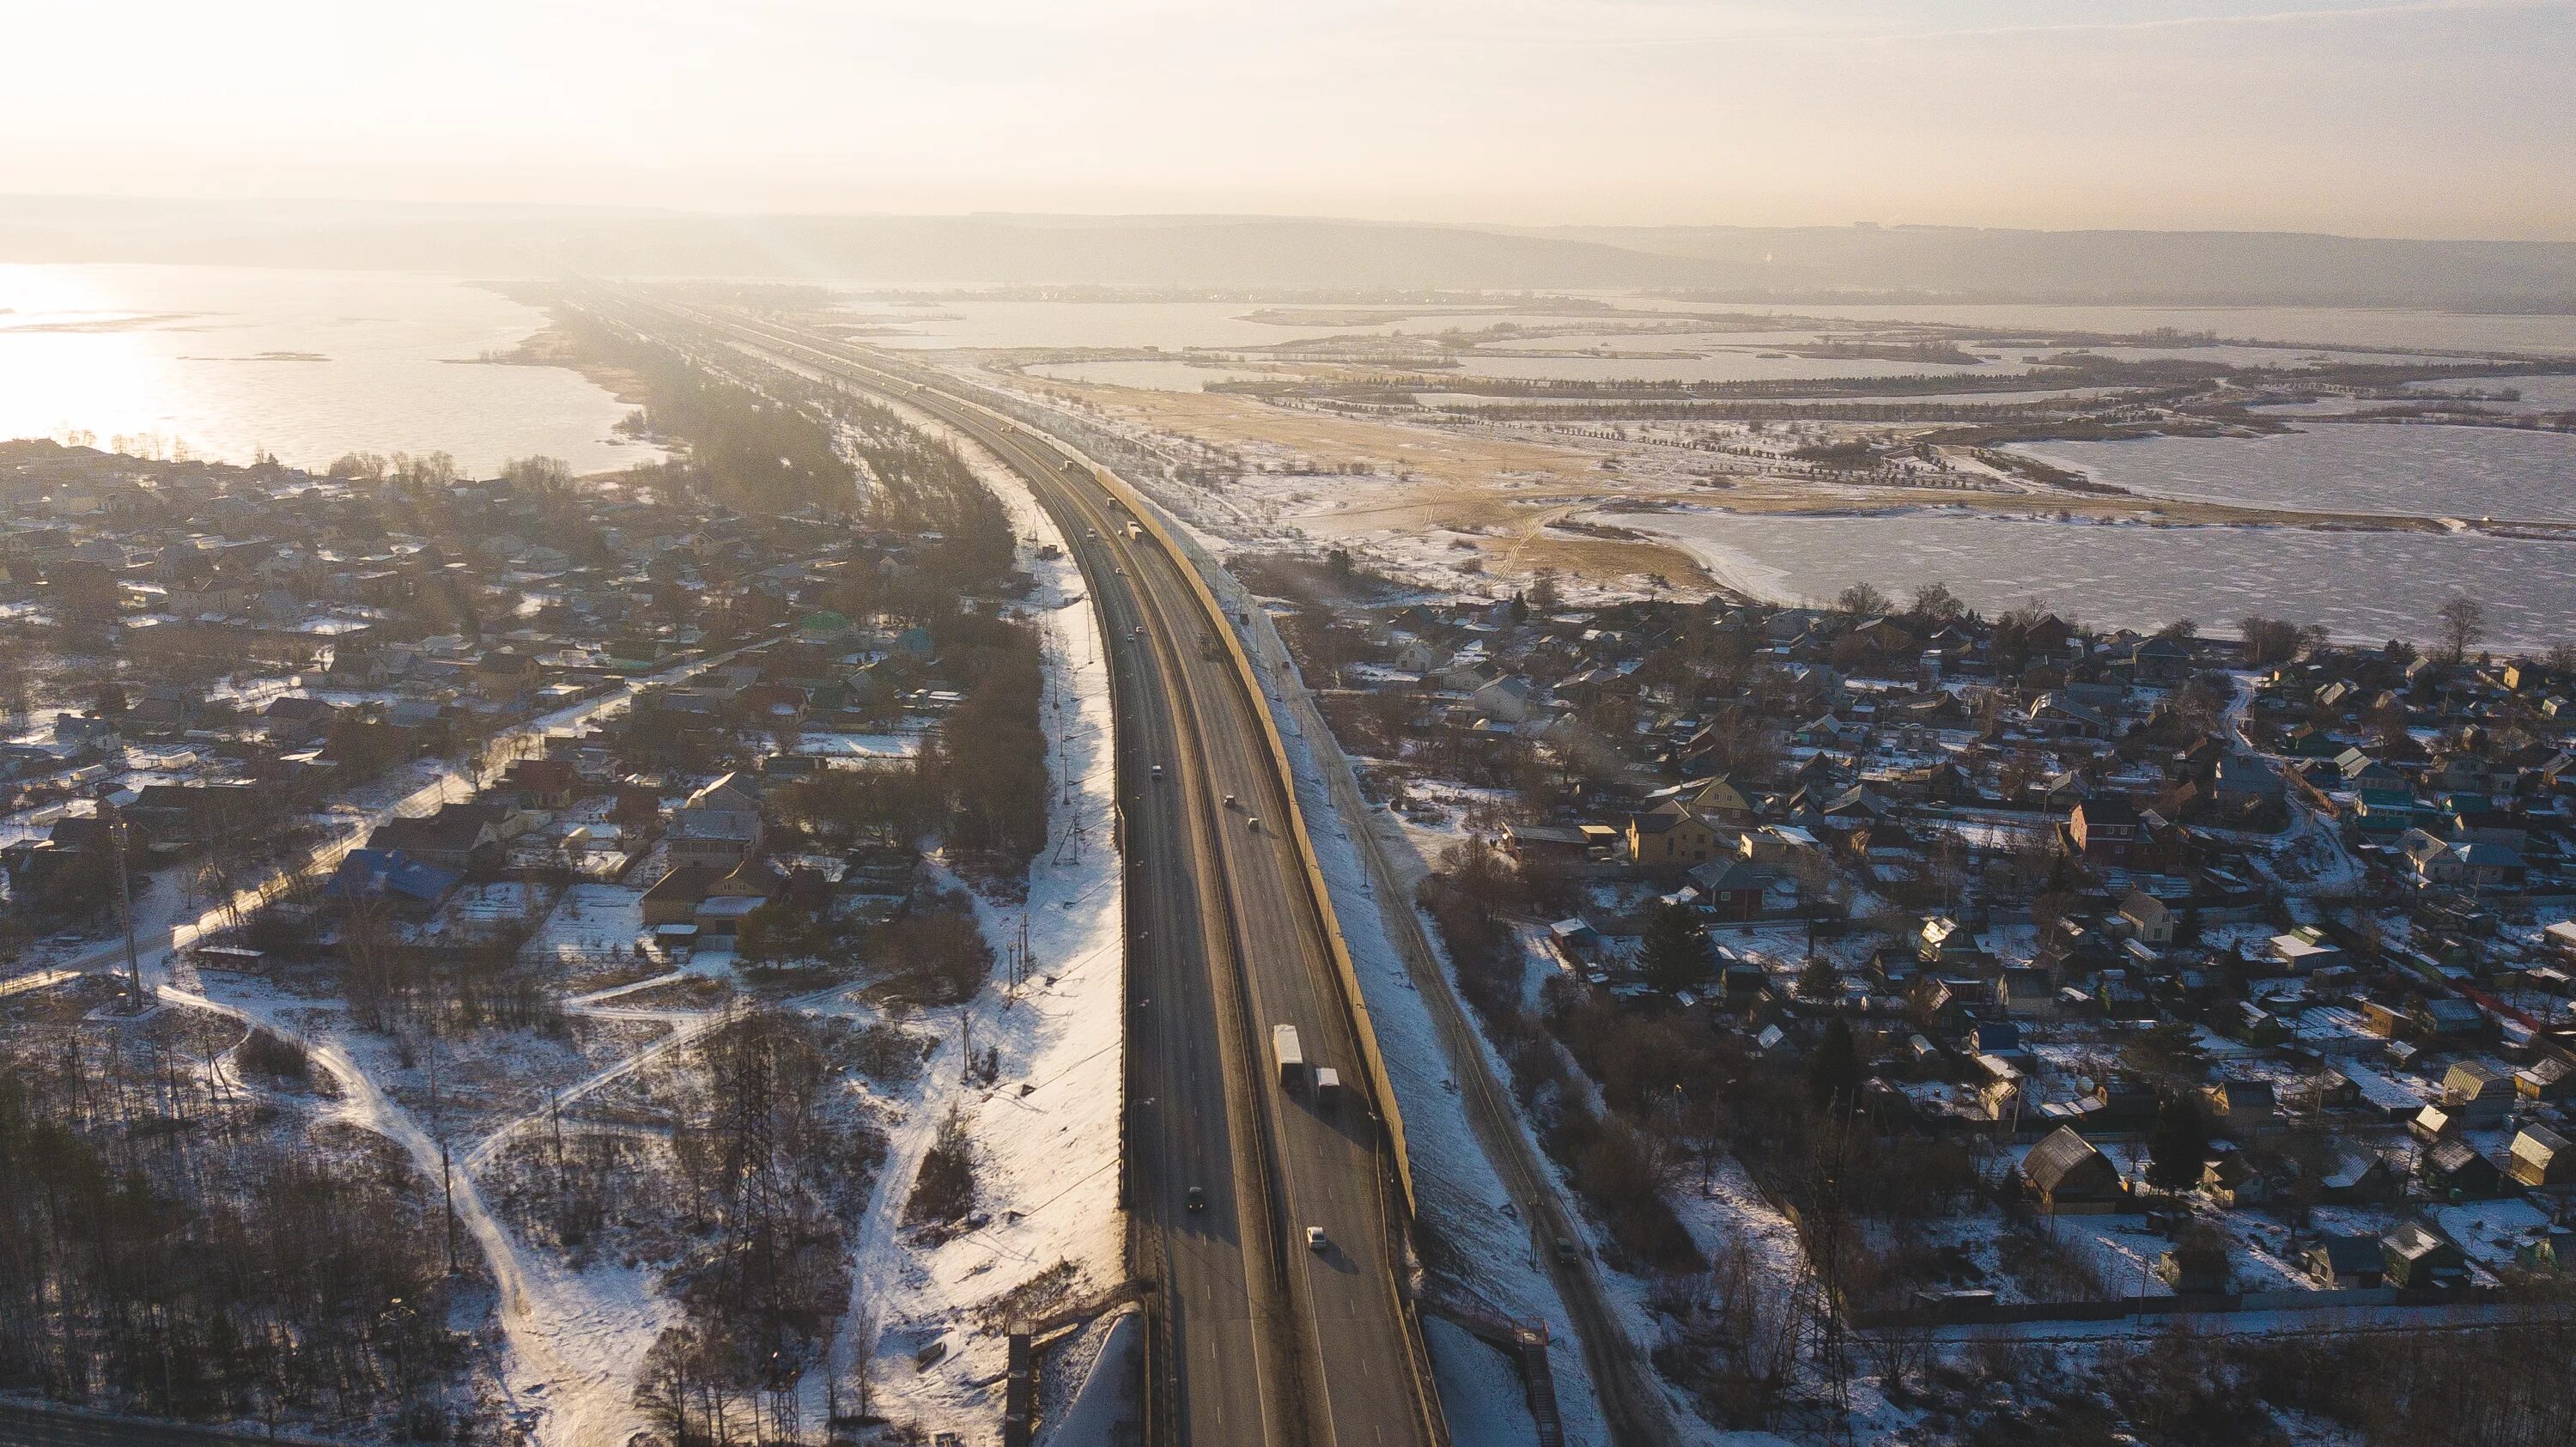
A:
[1223,793,1237,809]
[1185,1185,1206,1211]
[1307,1225,1327,1252]
[1151,763,1165,780]
[1315,1067,1342,1103]
[1246,816,1261,831]
[1556,1237,1578,1266]
[1126,521,1145,539]
[1273,1024,1304,1083]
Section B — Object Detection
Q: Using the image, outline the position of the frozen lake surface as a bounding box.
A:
[2012,425,2576,522]
[1631,301,2576,357]
[0,264,661,475]
[832,290,2576,366]
[1627,506,2576,647]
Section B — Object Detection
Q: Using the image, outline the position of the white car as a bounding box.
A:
[1305,1226,1327,1252]
[1151,764,1164,780]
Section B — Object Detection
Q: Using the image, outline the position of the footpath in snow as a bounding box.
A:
[81,654,750,1447]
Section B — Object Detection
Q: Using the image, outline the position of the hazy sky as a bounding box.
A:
[4,0,2571,238]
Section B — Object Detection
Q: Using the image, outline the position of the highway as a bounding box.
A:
[613,300,1449,1447]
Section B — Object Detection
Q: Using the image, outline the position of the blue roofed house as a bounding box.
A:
[2351,787,2421,836]
[325,848,463,917]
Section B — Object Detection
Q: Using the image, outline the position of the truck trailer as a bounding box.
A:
[1273,1024,1303,1084]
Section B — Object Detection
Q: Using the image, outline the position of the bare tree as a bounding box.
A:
[2435,595,2488,665]
[1909,580,1965,626]
[1835,581,1892,618]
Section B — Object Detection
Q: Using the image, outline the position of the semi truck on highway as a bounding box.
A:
[1126,521,1145,540]
[1273,1024,1303,1084]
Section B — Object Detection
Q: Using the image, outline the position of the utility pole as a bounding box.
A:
[106,802,146,1012]
[429,1048,459,1275]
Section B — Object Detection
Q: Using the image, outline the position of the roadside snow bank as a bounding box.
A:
[1037,1307,1143,1447]
[815,396,1128,1441]
[1425,1318,1540,1447]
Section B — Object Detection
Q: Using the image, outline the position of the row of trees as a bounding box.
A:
[1830,575,2543,674]
[555,311,856,514]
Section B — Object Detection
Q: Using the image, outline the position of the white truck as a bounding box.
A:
[1314,1067,1342,1105]
[1273,1024,1303,1085]
[1125,521,1145,540]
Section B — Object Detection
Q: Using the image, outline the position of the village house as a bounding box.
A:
[1626,799,1722,870]
[665,771,766,868]
[2381,1222,2469,1289]
[366,804,507,876]
[2306,1233,2386,1289]
[2508,1125,2574,1189]
[2068,794,2141,863]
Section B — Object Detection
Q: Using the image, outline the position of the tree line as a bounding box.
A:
[0,999,467,1437]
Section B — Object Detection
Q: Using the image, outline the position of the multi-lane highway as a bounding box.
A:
[614,300,1448,1447]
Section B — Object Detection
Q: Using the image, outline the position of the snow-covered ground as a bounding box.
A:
[15,643,781,1446]
[807,393,1129,1440]
[174,971,683,1447]
[1424,1318,1541,1446]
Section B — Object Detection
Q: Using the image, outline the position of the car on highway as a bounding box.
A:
[1223,794,1237,809]
[1306,1225,1327,1252]
[1151,763,1164,780]
[1245,817,1261,831]
[1185,1185,1206,1211]
[1556,1237,1578,1266]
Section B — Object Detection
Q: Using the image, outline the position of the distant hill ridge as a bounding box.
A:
[3,197,2570,310]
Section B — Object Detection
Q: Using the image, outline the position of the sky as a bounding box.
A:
[2,0,2571,239]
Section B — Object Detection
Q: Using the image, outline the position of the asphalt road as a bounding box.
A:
[635,301,1445,1447]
